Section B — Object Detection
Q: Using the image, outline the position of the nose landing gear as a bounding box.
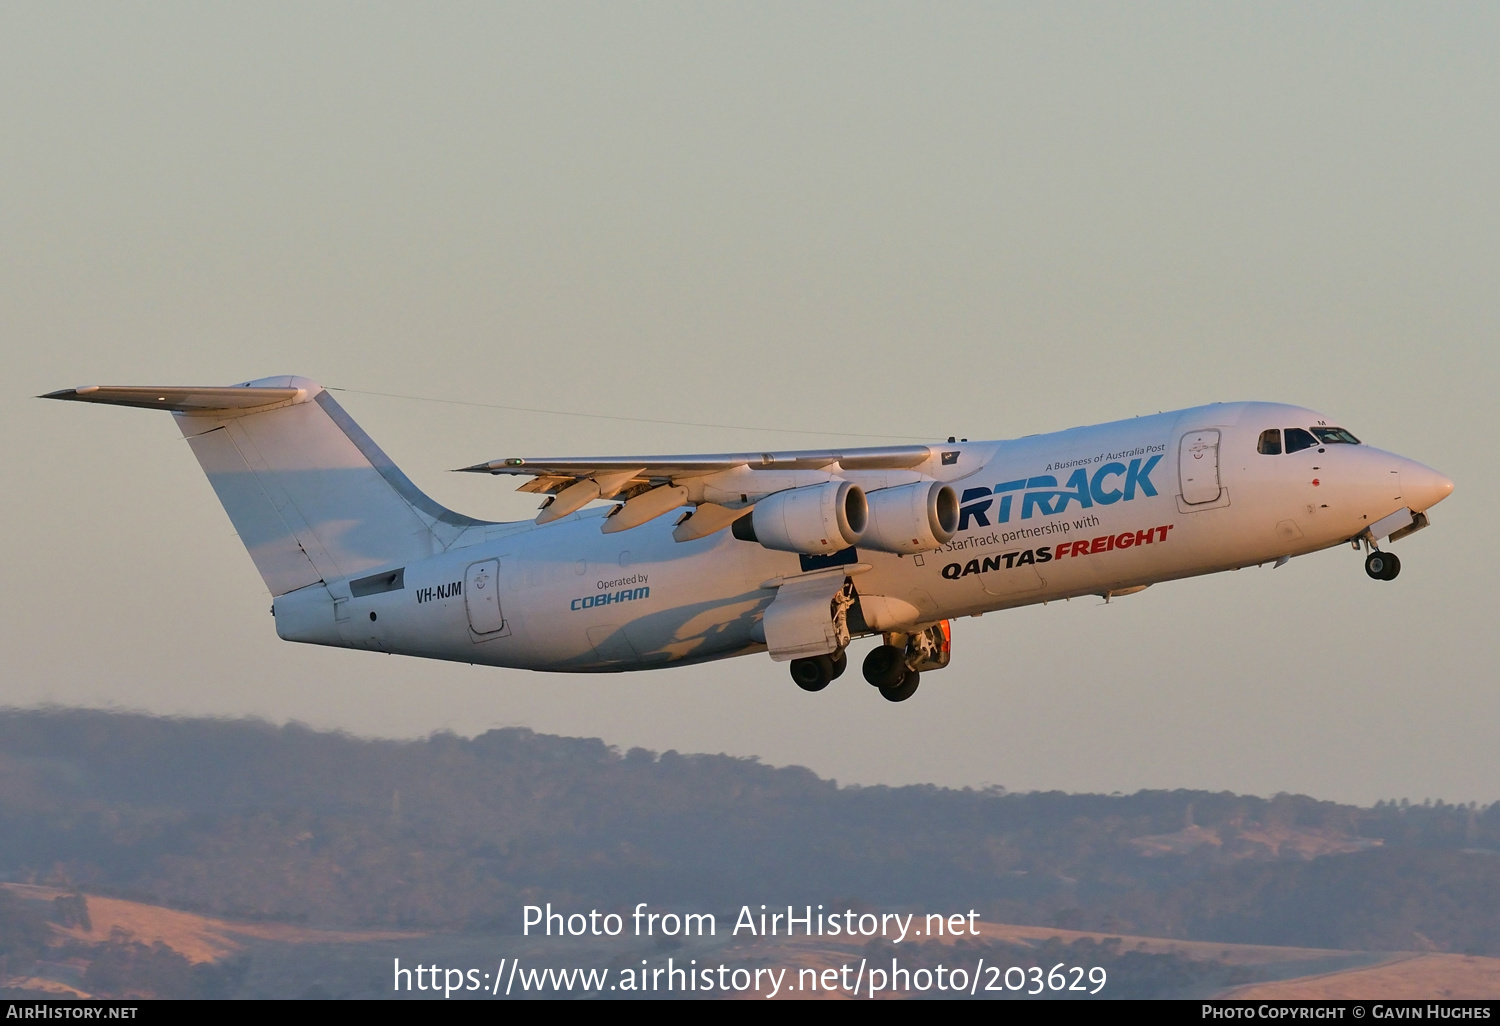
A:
[1365,550,1400,581]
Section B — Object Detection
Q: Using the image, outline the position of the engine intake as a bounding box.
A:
[736,481,867,555]
[861,481,958,554]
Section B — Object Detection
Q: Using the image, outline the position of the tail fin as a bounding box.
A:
[44,376,490,595]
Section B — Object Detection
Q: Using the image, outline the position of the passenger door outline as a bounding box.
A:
[465,559,510,638]
[1179,430,1223,506]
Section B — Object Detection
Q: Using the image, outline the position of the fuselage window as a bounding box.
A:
[1257,429,1282,455]
[1284,428,1319,453]
[1311,427,1361,445]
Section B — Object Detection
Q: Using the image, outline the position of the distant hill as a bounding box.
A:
[1,709,1497,962]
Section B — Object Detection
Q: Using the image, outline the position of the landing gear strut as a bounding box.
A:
[1365,550,1401,581]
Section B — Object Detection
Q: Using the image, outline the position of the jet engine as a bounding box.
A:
[733,481,867,555]
[860,481,958,554]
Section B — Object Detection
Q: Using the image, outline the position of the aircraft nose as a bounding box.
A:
[1401,459,1454,511]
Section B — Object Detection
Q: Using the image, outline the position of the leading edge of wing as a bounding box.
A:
[456,444,939,477]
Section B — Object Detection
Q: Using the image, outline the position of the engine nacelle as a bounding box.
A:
[736,481,867,555]
[860,481,958,554]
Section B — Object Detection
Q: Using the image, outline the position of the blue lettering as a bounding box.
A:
[993,479,1025,524]
[952,459,1162,532]
[1124,455,1162,500]
[958,487,993,531]
[1090,462,1127,505]
[1021,476,1058,519]
[570,586,650,611]
[1054,468,1094,514]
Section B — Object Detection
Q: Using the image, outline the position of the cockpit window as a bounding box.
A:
[1257,429,1282,455]
[1311,427,1361,445]
[1284,428,1319,453]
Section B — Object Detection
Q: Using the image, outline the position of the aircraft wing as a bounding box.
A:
[461,445,935,479]
[458,444,944,533]
[459,445,935,494]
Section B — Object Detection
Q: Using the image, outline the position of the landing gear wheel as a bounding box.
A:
[829,649,848,681]
[790,655,835,692]
[1366,551,1401,581]
[863,645,908,688]
[880,671,920,703]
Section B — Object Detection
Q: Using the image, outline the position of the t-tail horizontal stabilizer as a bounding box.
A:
[40,384,307,413]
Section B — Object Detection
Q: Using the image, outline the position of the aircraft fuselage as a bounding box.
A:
[270,400,1451,673]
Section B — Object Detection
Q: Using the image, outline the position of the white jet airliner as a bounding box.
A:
[46,376,1453,702]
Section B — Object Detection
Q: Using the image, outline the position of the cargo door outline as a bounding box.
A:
[980,564,1046,598]
[465,559,510,638]
[1178,430,1225,507]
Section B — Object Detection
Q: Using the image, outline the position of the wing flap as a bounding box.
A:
[458,443,945,534]
[515,475,580,495]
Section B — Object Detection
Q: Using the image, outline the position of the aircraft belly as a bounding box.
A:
[492,515,793,672]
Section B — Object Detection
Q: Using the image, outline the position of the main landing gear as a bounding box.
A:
[861,645,920,703]
[861,622,952,703]
[788,622,951,703]
[784,573,951,703]
[790,649,847,692]
[1365,550,1400,581]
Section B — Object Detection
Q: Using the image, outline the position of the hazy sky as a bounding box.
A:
[3,3,1496,804]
